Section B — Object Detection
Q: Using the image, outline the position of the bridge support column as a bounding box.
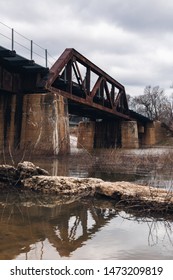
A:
[0,92,70,159]
[143,122,156,146]
[121,121,139,148]
[0,96,4,153]
[77,121,95,150]
[0,94,16,157]
[20,93,70,156]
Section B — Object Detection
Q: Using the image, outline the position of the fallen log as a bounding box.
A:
[0,161,173,214]
[95,181,173,214]
[22,175,173,214]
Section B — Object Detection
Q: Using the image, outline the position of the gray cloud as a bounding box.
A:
[1,0,173,96]
[71,0,173,33]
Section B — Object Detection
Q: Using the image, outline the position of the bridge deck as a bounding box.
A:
[0,46,48,93]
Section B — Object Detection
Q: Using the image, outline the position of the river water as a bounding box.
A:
[0,138,173,260]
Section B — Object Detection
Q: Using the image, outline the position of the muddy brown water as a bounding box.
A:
[1,147,173,259]
[0,192,173,260]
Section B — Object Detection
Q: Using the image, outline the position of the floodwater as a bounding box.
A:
[0,192,173,260]
[1,138,173,260]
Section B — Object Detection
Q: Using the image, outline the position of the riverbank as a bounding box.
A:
[1,161,173,215]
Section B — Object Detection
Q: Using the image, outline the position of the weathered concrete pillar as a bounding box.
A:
[0,96,4,154]
[143,122,156,146]
[20,93,70,156]
[77,121,95,150]
[0,94,16,157]
[0,92,70,158]
[154,121,168,144]
[121,121,139,148]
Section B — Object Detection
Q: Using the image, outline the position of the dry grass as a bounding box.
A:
[87,148,173,175]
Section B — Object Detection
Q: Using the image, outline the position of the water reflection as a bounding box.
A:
[1,147,173,259]
[27,155,173,190]
[0,192,173,260]
[0,192,117,259]
[1,145,173,188]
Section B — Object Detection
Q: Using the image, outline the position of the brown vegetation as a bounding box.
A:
[1,161,173,216]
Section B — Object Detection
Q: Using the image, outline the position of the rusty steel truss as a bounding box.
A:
[46,48,131,120]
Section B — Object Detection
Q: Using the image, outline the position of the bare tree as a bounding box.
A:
[130,86,173,126]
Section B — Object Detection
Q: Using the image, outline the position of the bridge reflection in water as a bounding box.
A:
[1,191,173,260]
[0,193,117,260]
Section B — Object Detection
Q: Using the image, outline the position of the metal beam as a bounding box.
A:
[49,87,131,120]
[46,48,130,120]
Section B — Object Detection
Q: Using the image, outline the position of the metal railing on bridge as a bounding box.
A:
[0,21,55,68]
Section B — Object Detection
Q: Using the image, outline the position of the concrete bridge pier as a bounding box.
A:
[121,121,158,148]
[20,93,70,156]
[77,121,95,150]
[142,122,156,147]
[0,94,17,156]
[77,119,158,150]
[121,121,139,149]
[0,92,70,159]
[77,120,121,150]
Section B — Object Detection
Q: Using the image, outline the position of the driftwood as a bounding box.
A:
[0,161,49,186]
[0,161,173,214]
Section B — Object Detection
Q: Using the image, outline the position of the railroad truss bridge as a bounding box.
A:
[0,46,157,156]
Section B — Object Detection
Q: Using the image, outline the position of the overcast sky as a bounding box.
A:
[1,0,173,96]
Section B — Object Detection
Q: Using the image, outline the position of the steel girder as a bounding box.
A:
[46,48,131,120]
